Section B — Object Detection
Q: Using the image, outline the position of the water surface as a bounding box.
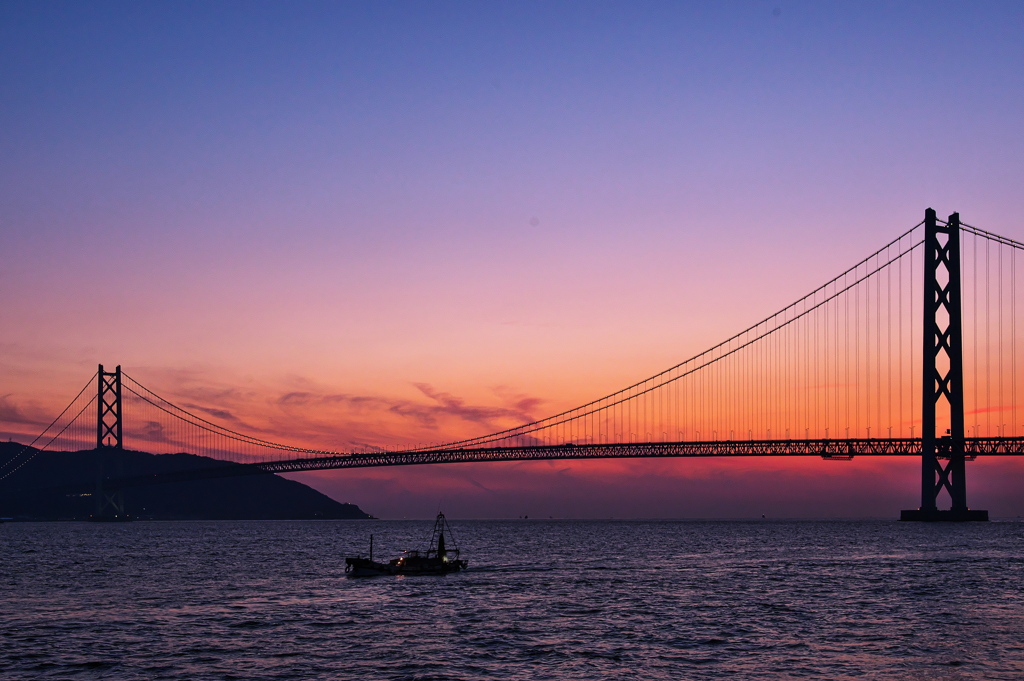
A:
[2,519,1023,680]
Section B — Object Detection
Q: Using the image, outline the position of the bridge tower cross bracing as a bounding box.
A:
[94,364,127,519]
[902,209,987,521]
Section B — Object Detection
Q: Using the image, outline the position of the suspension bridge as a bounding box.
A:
[3,209,1024,520]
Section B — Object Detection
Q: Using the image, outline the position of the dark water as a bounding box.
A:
[2,520,1023,680]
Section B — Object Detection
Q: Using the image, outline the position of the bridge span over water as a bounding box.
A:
[4,209,1024,521]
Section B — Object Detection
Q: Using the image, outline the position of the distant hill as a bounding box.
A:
[0,442,373,521]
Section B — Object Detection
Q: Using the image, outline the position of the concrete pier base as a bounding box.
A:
[900,509,989,521]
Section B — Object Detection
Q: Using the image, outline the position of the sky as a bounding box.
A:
[2,1,1024,518]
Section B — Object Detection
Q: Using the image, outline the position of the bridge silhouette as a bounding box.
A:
[3,209,1023,520]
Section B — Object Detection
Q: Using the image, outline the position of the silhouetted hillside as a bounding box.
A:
[0,443,373,520]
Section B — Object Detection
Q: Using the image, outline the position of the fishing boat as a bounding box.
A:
[345,512,467,577]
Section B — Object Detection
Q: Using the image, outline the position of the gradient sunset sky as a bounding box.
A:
[3,1,1024,518]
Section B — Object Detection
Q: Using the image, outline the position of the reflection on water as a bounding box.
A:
[2,519,1023,680]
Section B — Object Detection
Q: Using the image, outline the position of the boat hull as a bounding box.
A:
[345,557,466,577]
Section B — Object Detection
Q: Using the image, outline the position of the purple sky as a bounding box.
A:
[2,2,1024,517]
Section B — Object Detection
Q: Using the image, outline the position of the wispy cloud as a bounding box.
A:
[0,395,47,427]
[116,368,549,453]
[183,404,241,423]
[413,383,539,428]
[966,405,1017,416]
[273,383,543,438]
[129,420,172,444]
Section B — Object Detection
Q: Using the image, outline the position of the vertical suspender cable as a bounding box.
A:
[999,242,1004,436]
[987,237,991,435]
[974,234,979,435]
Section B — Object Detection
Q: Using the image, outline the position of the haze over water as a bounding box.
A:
[3,519,1023,680]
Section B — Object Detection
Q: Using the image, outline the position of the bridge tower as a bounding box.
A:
[93,364,127,519]
[901,210,988,521]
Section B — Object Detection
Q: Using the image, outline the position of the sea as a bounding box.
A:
[2,519,1022,680]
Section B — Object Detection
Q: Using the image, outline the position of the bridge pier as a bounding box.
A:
[901,209,987,521]
[92,364,129,521]
[900,508,989,521]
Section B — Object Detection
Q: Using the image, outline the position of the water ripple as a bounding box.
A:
[2,519,1023,679]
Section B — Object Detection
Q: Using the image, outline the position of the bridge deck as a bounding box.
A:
[253,437,1024,474]
[91,437,1024,491]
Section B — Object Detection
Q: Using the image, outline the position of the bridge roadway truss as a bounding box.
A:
[101,436,1024,491]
